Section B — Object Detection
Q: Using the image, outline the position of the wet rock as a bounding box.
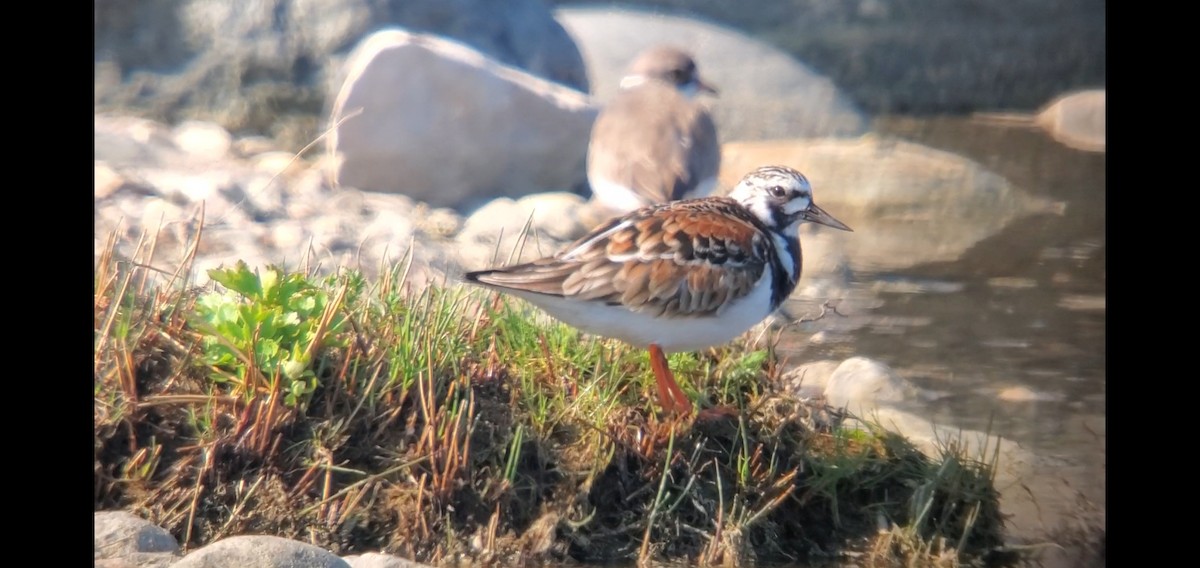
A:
[793,223,854,282]
[555,7,868,142]
[172,535,350,568]
[328,29,597,208]
[779,360,842,398]
[94,511,180,559]
[720,136,1066,271]
[848,407,1034,469]
[997,386,1066,402]
[823,356,916,410]
[1036,90,1105,153]
[986,276,1038,290]
[1057,294,1105,312]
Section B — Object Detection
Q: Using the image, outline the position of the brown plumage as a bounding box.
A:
[467,197,770,319]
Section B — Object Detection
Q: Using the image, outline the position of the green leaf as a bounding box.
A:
[207,261,262,299]
[260,267,280,301]
[282,359,307,380]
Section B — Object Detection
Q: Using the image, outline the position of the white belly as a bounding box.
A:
[497,271,775,353]
[590,176,720,214]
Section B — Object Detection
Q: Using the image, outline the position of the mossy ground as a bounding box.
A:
[94,227,1017,567]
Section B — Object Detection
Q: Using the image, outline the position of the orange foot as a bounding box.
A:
[648,343,693,418]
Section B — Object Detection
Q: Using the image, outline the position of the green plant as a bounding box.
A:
[193,261,348,407]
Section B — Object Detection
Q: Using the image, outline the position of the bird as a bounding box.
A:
[462,165,852,417]
[586,45,721,215]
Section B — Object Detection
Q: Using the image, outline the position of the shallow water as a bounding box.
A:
[777,114,1105,563]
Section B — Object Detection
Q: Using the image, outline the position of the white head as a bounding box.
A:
[728,165,853,233]
[618,45,718,99]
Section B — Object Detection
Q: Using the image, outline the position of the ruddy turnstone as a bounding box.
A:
[586,45,721,215]
[464,165,852,416]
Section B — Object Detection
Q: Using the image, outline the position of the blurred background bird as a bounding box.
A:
[586,45,721,216]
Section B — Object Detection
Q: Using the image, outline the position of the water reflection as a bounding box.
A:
[777,115,1104,559]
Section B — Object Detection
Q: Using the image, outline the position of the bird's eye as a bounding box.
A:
[769,186,786,197]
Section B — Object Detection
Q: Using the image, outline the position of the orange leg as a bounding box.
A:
[648,343,693,417]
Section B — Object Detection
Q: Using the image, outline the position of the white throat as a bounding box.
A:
[618,74,699,99]
[619,75,647,90]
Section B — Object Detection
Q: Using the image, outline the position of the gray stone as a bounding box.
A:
[779,360,843,398]
[234,135,282,158]
[1057,294,1105,312]
[844,406,1034,470]
[718,137,1066,271]
[266,220,311,250]
[555,7,869,141]
[1036,89,1105,153]
[342,552,433,568]
[328,29,597,209]
[413,206,464,239]
[457,197,540,268]
[997,385,1066,402]
[95,0,588,149]
[95,161,130,199]
[172,535,350,568]
[173,120,233,161]
[253,151,304,176]
[96,552,180,568]
[823,357,915,410]
[136,198,189,234]
[95,115,186,168]
[94,511,180,559]
[456,192,593,270]
[514,192,595,241]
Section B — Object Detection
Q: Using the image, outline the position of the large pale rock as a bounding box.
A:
[172,535,350,568]
[94,511,180,559]
[329,29,598,209]
[719,137,1065,272]
[95,0,588,149]
[554,7,868,142]
[1036,89,1105,152]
